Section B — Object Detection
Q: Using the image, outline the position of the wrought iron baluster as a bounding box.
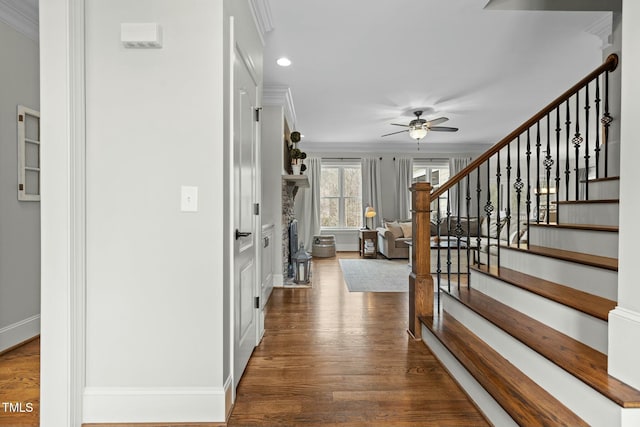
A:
[485,157,493,270]
[545,115,553,224]
[506,141,512,254]
[555,106,561,209]
[526,129,531,249]
[594,77,601,179]
[584,84,590,200]
[466,174,471,281]
[446,190,452,288]
[476,168,482,264]
[515,136,523,247]
[536,122,541,224]
[437,197,442,295]
[455,184,462,289]
[574,91,583,200]
[496,154,502,267]
[602,70,612,177]
[565,100,571,201]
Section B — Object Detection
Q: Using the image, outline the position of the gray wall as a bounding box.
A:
[0,20,40,351]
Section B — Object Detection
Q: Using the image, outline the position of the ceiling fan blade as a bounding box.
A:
[381,129,409,137]
[426,117,449,126]
[390,123,409,127]
[429,126,459,132]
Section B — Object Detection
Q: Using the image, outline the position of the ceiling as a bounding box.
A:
[262,0,610,153]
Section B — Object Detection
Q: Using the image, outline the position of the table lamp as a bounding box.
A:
[364,205,377,229]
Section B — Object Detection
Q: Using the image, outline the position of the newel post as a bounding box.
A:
[408,182,433,339]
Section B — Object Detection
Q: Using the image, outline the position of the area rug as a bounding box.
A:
[339,259,410,292]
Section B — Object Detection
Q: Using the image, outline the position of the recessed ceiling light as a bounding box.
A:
[277,57,292,67]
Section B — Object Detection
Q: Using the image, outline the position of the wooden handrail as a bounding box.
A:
[431,54,619,200]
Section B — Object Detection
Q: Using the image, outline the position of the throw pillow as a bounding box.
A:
[385,221,404,239]
[480,216,506,239]
[399,222,413,238]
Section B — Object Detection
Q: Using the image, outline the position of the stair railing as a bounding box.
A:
[409,54,619,338]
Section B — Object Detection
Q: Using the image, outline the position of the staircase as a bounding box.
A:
[409,55,640,426]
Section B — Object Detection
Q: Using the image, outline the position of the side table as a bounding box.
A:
[359,229,378,258]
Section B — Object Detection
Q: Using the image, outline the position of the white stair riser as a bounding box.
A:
[421,325,518,427]
[584,180,619,200]
[442,293,622,427]
[527,226,618,258]
[500,249,617,300]
[471,273,608,353]
[557,202,619,226]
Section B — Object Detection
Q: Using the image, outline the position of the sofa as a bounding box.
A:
[377,217,521,262]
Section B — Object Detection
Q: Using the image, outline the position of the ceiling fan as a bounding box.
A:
[381,110,458,141]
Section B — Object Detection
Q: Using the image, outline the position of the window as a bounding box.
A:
[17,105,41,201]
[320,162,362,228]
[413,160,449,216]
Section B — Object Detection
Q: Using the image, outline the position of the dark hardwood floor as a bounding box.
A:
[228,252,488,426]
[1,253,488,426]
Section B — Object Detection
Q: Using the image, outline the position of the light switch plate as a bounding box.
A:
[181,186,198,212]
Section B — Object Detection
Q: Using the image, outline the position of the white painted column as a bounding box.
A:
[609,0,640,391]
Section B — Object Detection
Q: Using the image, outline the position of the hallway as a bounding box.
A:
[228,252,488,426]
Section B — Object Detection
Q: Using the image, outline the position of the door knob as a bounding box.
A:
[235,229,252,240]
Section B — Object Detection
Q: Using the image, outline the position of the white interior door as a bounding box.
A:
[233,47,259,387]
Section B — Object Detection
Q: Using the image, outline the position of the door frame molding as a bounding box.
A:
[40,0,87,425]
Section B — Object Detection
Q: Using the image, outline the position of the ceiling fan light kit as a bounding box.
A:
[381,110,458,141]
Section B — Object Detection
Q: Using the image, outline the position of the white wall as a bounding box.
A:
[83,0,227,422]
[0,20,40,352]
[609,0,640,392]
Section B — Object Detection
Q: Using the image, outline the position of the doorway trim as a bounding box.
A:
[39,0,86,425]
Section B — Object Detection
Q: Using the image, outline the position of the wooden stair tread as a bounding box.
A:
[449,287,640,408]
[421,312,589,426]
[553,198,619,205]
[507,244,618,271]
[528,222,618,232]
[471,264,616,321]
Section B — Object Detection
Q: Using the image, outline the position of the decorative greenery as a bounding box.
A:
[290,131,301,143]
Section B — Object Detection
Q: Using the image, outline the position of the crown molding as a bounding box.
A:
[303,141,493,155]
[248,0,273,46]
[0,0,38,42]
[585,12,613,50]
[263,85,297,130]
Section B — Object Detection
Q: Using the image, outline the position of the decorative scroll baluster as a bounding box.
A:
[573,91,583,200]
[555,107,561,208]
[535,122,541,223]
[526,130,531,248]
[485,158,493,270]
[565,100,571,201]
[594,77,601,178]
[466,175,471,280]
[602,70,612,177]
[514,136,523,247]
[544,115,553,224]
[496,154,501,266]
[584,84,590,200]
[506,142,512,251]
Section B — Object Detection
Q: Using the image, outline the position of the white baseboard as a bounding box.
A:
[83,386,227,423]
[609,307,640,391]
[0,314,40,353]
[273,273,284,287]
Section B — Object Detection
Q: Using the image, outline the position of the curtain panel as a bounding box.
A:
[361,157,383,229]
